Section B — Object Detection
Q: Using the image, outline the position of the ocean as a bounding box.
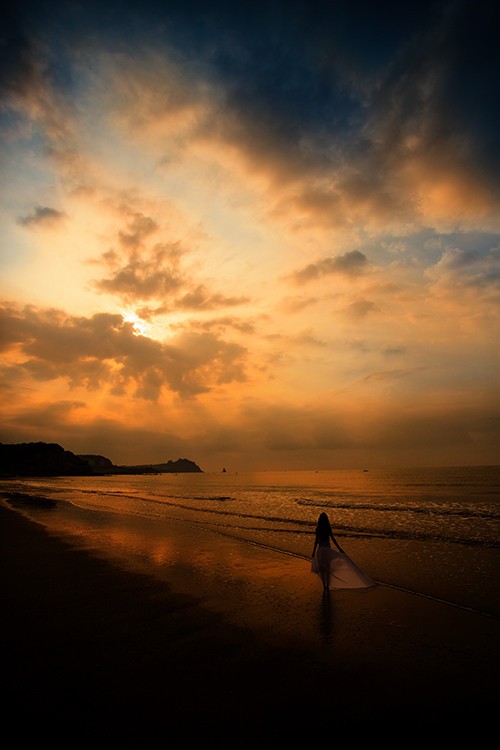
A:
[2,465,499,618]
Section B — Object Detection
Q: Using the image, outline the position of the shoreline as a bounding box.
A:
[1,501,499,740]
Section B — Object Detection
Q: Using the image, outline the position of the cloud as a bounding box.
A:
[6,0,498,250]
[95,247,183,300]
[5,1,500,237]
[228,1,500,236]
[0,399,86,431]
[426,247,500,295]
[2,1,500,470]
[0,402,191,466]
[0,23,82,177]
[290,250,368,285]
[189,315,256,335]
[383,346,407,357]
[95,250,249,310]
[176,285,249,310]
[236,392,500,461]
[280,295,319,314]
[17,206,65,228]
[92,207,249,310]
[118,212,158,249]
[196,2,500,235]
[0,303,248,399]
[349,3,500,231]
[341,298,378,319]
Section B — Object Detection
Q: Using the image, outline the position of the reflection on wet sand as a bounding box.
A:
[318,591,335,645]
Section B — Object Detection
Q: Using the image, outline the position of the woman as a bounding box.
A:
[312,512,344,591]
[311,512,376,592]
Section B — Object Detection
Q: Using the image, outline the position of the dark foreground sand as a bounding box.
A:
[1,502,498,743]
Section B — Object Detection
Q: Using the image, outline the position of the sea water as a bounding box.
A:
[2,465,499,617]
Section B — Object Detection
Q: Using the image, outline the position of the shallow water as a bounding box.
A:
[2,465,499,617]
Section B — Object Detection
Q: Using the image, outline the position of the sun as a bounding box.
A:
[122,311,149,337]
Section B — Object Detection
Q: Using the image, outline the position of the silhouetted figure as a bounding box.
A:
[311,512,344,591]
[311,512,376,592]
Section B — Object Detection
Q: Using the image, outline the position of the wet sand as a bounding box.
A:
[1,501,498,743]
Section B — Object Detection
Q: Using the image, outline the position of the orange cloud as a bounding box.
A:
[0,303,249,400]
[290,250,369,285]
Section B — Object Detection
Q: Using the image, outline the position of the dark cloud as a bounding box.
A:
[0,7,80,171]
[427,246,500,294]
[171,1,440,162]
[5,1,500,229]
[336,1,500,220]
[291,250,368,284]
[180,0,500,220]
[17,206,65,227]
[439,1,500,184]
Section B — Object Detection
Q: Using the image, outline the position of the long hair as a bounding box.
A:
[316,511,332,536]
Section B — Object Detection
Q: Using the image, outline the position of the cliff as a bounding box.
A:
[93,457,203,474]
[0,442,203,477]
[0,442,93,477]
[78,454,116,473]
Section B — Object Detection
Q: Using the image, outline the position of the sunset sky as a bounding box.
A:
[1,0,499,471]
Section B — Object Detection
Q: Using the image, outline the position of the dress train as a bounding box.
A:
[312,547,376,589]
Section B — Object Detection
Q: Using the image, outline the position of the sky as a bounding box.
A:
[1,0,499,472]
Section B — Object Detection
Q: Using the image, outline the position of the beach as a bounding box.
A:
[1,499,498,743]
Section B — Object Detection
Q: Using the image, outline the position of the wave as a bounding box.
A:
[73,493,500,549]
[3,485,499,550]
[173,514,500,548]
[295,497,500,520]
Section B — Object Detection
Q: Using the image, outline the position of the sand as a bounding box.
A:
[1,501,498,743]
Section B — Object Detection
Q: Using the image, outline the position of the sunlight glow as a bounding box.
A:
[122,311,150,337]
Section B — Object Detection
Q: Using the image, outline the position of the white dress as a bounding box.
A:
[312,545,376,589]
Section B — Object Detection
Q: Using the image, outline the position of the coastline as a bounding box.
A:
[1,501,498,741]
